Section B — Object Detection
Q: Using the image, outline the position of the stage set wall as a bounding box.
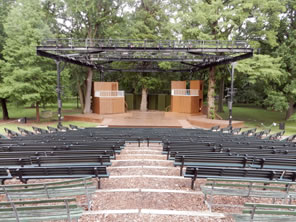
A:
[171,80,203,114]
[125,94,170,111]
[92,82,125,114]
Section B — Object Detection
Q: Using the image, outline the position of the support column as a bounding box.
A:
[207,66,216,119]
[228,62,236,129]
[56,60,62,127]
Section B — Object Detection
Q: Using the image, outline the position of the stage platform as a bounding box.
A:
[64,111,244,129]
[63,113,104,123]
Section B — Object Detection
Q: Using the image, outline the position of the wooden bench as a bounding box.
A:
[0,177,96,210]
[184,167,296,189]
[0,198,83,222]
[17,127,35,136]
[232,128,242,135]
[0,155,111,168]
[0,144,122,154]
[241,128,257,136]
[32,155,111,167]
[253,131,264,139]
[32,126,49,134]
[0,150,116,159]
[4,128,21,138]
[232,203,296,222]
[282,134,296,142]
[8,166,109,188]
[220,126,232,133]
[69,124,81,130]
[47,126,58,133]
[210,125,220,131]
[0,168,12,185]
[175,155,253,176]
[0,134,8,139]
[201,178,296,211]
[57,125,70,131]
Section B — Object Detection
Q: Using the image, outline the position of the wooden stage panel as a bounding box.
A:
[93,82,118,91]
[171,81,186,89]
[93,97,125,114]
[171,96,200,114]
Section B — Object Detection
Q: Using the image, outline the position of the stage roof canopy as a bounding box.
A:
[37,39,253,72]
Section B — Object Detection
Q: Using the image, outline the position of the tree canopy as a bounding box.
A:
[0,0,295,121]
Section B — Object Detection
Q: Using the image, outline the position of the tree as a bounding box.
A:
[0,0,56,122]
[0,0,14,120]
[273,0,296,120]
[235,54,285,109]
[174,0,284,119]
[122,0,173,111]
[62,0,125,113]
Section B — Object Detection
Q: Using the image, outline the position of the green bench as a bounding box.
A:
[0,198,83,222]
[0,177,96,210]
[201,178,296,211]
[232,203,296,222]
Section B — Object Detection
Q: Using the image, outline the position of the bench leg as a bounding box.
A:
[86,193,92,211]
[191,168,198,190]
[97,178,101,189]
[1,179,6,185]
[20,178,28,184]
[180,166,183,176]
[191,178,195,189]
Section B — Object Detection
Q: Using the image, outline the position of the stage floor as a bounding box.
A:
[64,111,244,129]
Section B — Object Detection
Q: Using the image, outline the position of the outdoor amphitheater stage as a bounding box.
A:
[64,111,244,129]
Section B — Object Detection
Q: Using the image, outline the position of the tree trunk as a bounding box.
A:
[140,87,148,112]
[207,66,216,119]
[1,98,9,120]
[218,75,225,113]
[285,100,295,120]
[83,68,93,114]
[36,101,40,122]
[77,81,85,113]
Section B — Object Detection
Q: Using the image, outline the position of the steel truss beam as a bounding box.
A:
[37,38,253,72]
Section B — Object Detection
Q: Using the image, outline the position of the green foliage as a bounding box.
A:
[236,55,284,85]
[137,76,161,91]
[175,0,284,45]
[0,0,56,107]
[263,91,289,112]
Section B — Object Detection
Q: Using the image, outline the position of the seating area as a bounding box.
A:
[233,203,296,222]
[0,125,295,221]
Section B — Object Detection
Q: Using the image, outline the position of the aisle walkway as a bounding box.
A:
[80,143,228,222]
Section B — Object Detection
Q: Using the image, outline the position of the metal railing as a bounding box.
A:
[41,39,249,49]
[94,91,124,97]
[171,89,199,96]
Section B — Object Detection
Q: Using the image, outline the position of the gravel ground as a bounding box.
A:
[116,154,166,160]
[100,177,193,190]
[80,214,232,222]
[111,160,173,167]
[2,142,287,222]
[90,191,205,211]
[109,167,179,176]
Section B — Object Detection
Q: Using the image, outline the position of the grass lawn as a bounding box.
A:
[0,102,98,135]
[0,102,295,136]
[217,105,296,135]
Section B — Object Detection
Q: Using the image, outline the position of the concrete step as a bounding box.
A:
[101,176,192,190]
[109,166,179,176]
[81,209,228,222]
[123,147,163,151]
[120,150,163,155]
[90,190,205,211]
[116,154,166,160]
[125,142,162,147]
[111,159,173,167]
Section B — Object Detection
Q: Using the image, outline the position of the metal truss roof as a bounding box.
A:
[37,39,253,72]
